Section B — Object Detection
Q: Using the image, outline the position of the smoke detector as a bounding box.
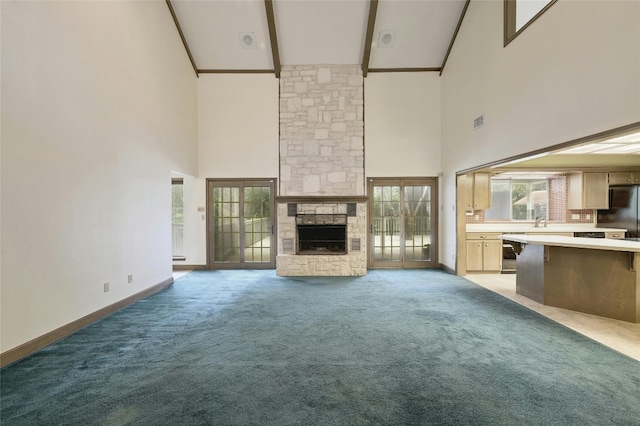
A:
[239,32,257,49]
[377,30,396,48]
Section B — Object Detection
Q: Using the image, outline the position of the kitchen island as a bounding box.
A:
[500,234,640,323]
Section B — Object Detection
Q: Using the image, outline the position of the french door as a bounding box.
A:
[206,179,276,269]
[369,178,438,268]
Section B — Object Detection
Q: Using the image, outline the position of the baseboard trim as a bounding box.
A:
[440,263,456,275]
[0,277,174,368]
[173,264,207,271]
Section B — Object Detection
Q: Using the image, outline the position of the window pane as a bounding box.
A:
[486,179,548,222]
[513,180,548,221]
[516,0,553,31]
[505,0,556,45]
[511,182,529,220]
[486,180,510,220]
[172,180,184,258]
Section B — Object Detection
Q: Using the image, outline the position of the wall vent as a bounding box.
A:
[282,238,294,253]
[473,114,484,129]
[351,238,361,251]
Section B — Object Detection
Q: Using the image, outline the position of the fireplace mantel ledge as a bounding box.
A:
[276,195,369,203]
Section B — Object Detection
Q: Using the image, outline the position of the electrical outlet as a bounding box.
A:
[103,282,109,293]
[586,214,591,220]
[128,274,133,284]
[571,214,580,220]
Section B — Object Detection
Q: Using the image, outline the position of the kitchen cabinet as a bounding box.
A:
[609,172,640,185]
[460,172,491,210]
[567,172,609,210]
[466,233,502,272]
[605,231,625,239]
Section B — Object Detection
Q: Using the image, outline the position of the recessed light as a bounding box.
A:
[377,30,396,48]
[239,31,256,49]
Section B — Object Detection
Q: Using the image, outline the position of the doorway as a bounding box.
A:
[206,179,276,269]
[368,178,438,268]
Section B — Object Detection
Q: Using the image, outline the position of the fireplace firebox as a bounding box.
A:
[296,214,347,255]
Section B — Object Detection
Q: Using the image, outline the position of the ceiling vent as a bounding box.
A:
[377,30,396,48]
[239,32,257,49]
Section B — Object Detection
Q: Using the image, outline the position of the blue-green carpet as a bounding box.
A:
[1,270,639,425]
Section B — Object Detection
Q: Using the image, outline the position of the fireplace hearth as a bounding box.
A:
[296,214,347,255]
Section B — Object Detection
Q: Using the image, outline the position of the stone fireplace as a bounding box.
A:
[276,65,367,276]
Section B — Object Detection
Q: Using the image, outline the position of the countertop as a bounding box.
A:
[467,224,627,234]
[500,234,640,252]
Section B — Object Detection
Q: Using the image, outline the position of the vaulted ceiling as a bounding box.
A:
[166,0,639,166]
[167,0,469,77]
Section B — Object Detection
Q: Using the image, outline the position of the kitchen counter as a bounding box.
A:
[500,234,640,323]
[500,234,640,252]
[467,224,627,234]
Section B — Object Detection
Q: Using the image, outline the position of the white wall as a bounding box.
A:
[198,74,280,178]
[440,0,640,271]
[1,1,198,353]
[365,73,442,177]
[174,74,280,266]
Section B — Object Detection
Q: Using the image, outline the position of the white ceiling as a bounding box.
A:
[495,131,640,170]
[552,131,640,155]
[169,0,468,74]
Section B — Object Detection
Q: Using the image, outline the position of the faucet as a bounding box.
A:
[534,216,547,228]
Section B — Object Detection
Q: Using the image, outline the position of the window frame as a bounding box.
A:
[486,178,549,222]
[504,0,558,47]
[172,177,186,261]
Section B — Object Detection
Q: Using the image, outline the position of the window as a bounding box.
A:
[486,179,548,221]
[172,178,185,260]
[504,0,557,46]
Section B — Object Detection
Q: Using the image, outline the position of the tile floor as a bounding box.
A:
[466,273,640,361]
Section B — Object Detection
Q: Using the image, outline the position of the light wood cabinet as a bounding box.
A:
[609,172,640,185]
[567,172,609,210]
[605,231,625,239]
[466,241,484,271]
[460,172,491,210]
[466,233,502,272]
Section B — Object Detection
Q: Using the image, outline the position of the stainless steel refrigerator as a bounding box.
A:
[597,186,640,241]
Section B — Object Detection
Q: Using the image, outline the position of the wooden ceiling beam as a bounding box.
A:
[440,0,470,76]
[166,0,199,77]
[361,0,379,78]
[264,0,281,78]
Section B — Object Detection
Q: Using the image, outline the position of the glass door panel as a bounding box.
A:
[369,178,438,269]
[243,186,272,263]
[212,187,240,263]
[403,185,432,263]
[372,185,401,263]
[207,179,276,269]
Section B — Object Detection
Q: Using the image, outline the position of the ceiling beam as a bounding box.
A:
[440,0,470,76]
[368,68,441,73]
[361,0,379,78]
[198,69,275,74]
[165,0,199,77]
[264,0,281,78]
